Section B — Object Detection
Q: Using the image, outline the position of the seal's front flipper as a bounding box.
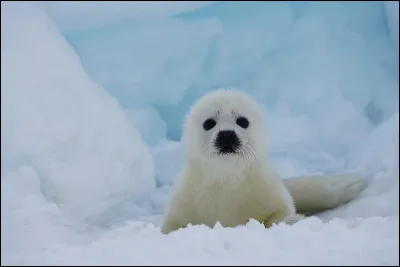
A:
[283,173,366,216]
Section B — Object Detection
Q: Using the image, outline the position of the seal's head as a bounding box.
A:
[183,89,267,174]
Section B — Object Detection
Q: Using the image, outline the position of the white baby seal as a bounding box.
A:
[161,89,365,234]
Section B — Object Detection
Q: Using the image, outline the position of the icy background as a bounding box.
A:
[1,1,399,265]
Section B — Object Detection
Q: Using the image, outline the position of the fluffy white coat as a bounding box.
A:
[161,89,365,234]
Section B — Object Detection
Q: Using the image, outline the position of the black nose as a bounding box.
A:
[215,130,240,153]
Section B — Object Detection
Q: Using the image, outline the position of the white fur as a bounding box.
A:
[283,173,366,216]
[161,89,303,234]
[161,89,366,234]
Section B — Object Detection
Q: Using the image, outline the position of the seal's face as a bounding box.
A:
[202,113,248,155]
[183,89,267,172]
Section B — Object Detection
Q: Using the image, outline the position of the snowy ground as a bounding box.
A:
[3,114,398,266]
[1,1,399,266]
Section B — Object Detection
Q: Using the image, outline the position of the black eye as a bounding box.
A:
[203,118,216,131]
[236,117,249,129]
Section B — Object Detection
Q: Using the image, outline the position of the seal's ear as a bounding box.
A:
[283,173,366,215]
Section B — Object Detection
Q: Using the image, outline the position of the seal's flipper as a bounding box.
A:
[283,173,366,215]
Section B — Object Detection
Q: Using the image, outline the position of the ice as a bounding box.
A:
[125,106,167,147]
[1,1,399,265]
[384,1,399,52]
[1,2,155,223]
[63,16,222,110]
[41,1,216,31]
[55,1,399,148]
[152,140,184,186]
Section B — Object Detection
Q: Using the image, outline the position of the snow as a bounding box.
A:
[1,1,399,266]
[8,217,400,266]
[1,2,155,223]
